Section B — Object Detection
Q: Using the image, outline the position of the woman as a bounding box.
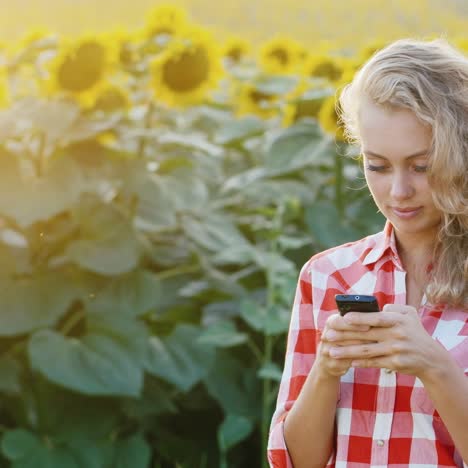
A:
[268,38,468,468]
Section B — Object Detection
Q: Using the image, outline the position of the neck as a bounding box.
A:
[394,230,437,274]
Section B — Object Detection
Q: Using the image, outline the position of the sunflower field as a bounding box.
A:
[0,3,466,468]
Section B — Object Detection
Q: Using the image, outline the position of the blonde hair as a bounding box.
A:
[339,37,468,308]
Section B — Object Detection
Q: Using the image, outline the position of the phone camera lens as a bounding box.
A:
[354,296,360,300]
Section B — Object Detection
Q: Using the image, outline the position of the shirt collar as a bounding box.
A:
[362,220,401,266]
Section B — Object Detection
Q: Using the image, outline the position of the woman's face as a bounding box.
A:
[358,98,442,246]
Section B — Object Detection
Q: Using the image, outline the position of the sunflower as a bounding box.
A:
[0,72,9,108]
[103,28,140,69]
[44,35,118,107]
[453,37,468,54]
[318,94,346,142]
[258,36,303,75]
[357,39,390,64]
[303,54,344,83]
[235,82,280,119]
[222,36,251,65]
[283,81,335,127]
[143,4,189,53]
[89,81,130,113]
[149,26,223,107]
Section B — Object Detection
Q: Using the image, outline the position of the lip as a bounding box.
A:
[391,206,422,219]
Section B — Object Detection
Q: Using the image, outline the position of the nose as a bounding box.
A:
[390,170,415,200]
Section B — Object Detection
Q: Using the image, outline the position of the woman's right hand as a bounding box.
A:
[316,313,372,377]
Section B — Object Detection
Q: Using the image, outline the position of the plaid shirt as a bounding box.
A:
[268,221,468,468]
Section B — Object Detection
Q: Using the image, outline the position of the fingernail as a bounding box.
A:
[326,330,337,340]
[329,347,340,357]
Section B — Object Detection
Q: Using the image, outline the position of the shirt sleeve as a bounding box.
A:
[267,260,335,468]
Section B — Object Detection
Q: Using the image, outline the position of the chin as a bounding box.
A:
[388,214,441,236]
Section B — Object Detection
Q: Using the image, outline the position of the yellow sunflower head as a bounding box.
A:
[222,37,251,65]
[282,81,334,127]
[17,28,57,52]
[103,28,141,68]
[44,34,118,106]
[0,73,9,108]
[143,4,188,51]
[357,39,390,65]
[318,94,346,142]
[258,36,303,75]
[235,82,280,120]
[89,82,131,113]
[149,26,223,108]
[453,37,468,54]
[303,54,344,83]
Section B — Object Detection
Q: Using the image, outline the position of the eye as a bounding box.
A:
[414,165,428,173]
[365,164,387,172]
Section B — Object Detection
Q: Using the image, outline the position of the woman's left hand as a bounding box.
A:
[324,304,444,379]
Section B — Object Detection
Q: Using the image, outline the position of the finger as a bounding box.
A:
[328,341,389,359]
[382,304,417,316]
[351,357,394,370]
[322,328,386,343]
[326,314,371,332]
[343,311,400,328]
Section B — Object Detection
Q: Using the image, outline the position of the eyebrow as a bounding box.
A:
[362,150,429,160]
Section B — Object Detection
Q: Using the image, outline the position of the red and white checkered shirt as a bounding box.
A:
[268,221,468,468]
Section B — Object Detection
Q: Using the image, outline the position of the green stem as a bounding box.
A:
[60,307,86,336]
[247,339,263,363]
[261,333,273,468]
[35,132,47,177]
[154,264,200,280]
[137,100,154,159]
[334,151,345,217]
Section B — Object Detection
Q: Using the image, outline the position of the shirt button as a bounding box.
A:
[376,440,385,447]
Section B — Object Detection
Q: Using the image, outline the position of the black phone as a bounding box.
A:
[335,294,380,316]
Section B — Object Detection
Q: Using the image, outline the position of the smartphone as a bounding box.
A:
[335,294,380,316]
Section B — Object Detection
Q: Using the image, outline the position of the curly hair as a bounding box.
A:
[338,37,468,308]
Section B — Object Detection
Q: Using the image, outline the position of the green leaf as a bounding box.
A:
[258,362,283,382]
[266,121,335,173]
[158,131,224,158]
[0,98,79,145]
[181,212,249,253]
[305,200,361,248]
[221,167,269,193]
[28,313,148,397]
[240,301,290,336]
[0,272,78,336]
[66,198,140,275]
[111,434,151,468]
[122,377,177,419]
[0,151,86,228]
[214,116,265,145]
[85,270,165,318]
[158,169,210,212]
[299,86,335,102]
[253,75,298,95]
[197,321,248,348]
[0,356,22,394]
[217,414,254,453]
[239,299,266,333]
[204,350,261,419]
[133,175,178,233]
[1,429,80,468]
[144,323,215,392]
[277,235,313,250]
[265,304,291,336]
[1,429,39,460]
